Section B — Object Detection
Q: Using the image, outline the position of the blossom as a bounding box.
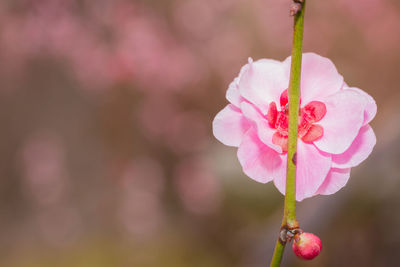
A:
[212,53,376,201]
[292,232,322,260]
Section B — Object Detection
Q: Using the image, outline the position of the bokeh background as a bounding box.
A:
[0,0,399,266]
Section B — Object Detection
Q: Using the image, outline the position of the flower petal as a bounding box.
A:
[212,104,251,147]
[272,132,288,152]
[273,153,287,195]
[314,89,366,154]
[273,142,331,201]
[237,129,283,183]
[283,53,343,105]
[238,58,288,114]
[296,142,332,201]
[240,101,282,153]
[316,168,351,195]
[345,87,377,125]
[226,77,243,107]
[332,125,376,168]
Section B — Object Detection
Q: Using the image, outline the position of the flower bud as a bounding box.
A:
[292,232,322,260]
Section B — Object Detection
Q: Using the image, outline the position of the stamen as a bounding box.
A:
[266,102,278,127]
[268,91,327,152]
[301,124,323,143]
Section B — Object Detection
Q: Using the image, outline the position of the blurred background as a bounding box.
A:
[0,0,399,266]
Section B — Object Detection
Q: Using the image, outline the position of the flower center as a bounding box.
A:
[266,89,326,153]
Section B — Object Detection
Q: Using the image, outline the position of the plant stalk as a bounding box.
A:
[269,1,306,266]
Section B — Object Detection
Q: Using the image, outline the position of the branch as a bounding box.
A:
[269,0,306,265]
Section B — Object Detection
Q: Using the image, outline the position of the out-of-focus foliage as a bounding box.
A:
[0,0,399,266]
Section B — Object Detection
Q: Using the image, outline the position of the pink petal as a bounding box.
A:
[332,125,376,168]
[226,77,243,107]
[283,53,343,105]
[240,101,282,153]
[237,129,283,183]
[212,104,251,147]
[295,142,332,201]
[316,168,351,195]
[238,58,288,115]
[272,132,288,153]
[226,61,251,107]
[272,142,331,201]
[272,153,287,195]
[345,87,377,125]
[314,89,366,154]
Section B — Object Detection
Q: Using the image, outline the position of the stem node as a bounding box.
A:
[290,3,302,16]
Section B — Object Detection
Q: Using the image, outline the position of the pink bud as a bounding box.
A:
[292,232,322,260]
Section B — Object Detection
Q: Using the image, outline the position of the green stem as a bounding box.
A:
[284,0,305,229]
[270,239,285,267]
[269,1,306,266]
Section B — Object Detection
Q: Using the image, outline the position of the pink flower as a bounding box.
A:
[212,53,376,201]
